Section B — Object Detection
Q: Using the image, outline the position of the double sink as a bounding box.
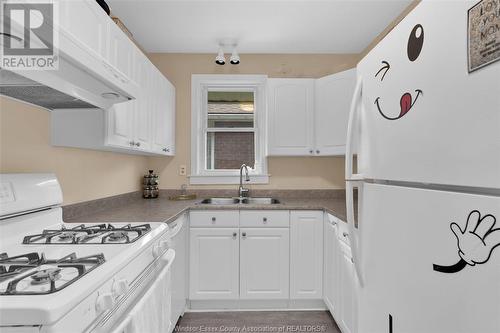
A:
[200,197,280,205]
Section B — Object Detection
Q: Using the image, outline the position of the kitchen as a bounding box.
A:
[0,0,499,332]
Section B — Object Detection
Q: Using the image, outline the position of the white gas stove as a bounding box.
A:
[0,174,175,333]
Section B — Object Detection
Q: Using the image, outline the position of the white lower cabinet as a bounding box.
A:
[290,211,323,299]
[240,228,289,299]
[338,241,356,333]
[323,214,340,317]
[188,209,357,315]
[189,227,239,300]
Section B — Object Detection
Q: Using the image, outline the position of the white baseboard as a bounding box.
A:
[187,299,327,312]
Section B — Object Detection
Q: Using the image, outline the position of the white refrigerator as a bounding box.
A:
[345,1,500,332]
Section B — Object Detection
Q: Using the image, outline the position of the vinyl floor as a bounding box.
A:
[174,311,341,333]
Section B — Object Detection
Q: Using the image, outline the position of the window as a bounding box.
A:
[191,75,268,184]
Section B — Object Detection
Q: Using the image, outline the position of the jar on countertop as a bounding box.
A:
[143,170,159,198]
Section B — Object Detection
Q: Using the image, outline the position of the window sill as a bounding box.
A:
[189,174,270,185]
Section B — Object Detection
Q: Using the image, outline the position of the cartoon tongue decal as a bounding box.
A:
[400,92,412,117]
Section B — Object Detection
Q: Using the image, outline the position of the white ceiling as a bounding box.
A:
[107,0,412,54]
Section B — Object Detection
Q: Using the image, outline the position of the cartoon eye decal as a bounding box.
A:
[407,24,424,62]
[375,61,390,81]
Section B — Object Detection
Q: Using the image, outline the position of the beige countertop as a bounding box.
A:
[65,196,347,224]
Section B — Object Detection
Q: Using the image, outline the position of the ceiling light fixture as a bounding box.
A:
[230,47,240,65]
[215,46,226,65]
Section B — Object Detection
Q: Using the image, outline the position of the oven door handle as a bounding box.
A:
[89,249,175,333]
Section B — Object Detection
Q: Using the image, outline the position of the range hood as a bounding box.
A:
[0,69,96,109]
[0,51,135,110]
[0,23,138,110]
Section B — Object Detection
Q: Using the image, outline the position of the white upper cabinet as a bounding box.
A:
[51,7,175,156]
[315,69,357,155]
[151,73,176,155]
[107,21,135,86]
[266,69,356,156]
[58,0,108,58]
[290,211,323,299]
[267,79,315,156]
[106,102,134,148]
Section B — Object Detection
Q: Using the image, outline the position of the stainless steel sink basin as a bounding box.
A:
[199,197,281,205]
[200,198,240,205]
[241,197,280,205]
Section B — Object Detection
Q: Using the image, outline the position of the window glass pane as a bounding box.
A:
[207,91,254,128]
[206,132,255,170]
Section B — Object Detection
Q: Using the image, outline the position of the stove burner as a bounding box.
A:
[58,232,77,240]
[108,231,127,241]
[30,266,61,285]
[22,224,151,245]
[0,252,105,295]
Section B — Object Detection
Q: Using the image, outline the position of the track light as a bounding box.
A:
[230,47,240,65]
[215,47,225,65]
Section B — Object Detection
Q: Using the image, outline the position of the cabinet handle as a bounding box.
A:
[262,217,267,223]
[232,232,237,239]
[135,142,141,147]
[162,148,170,152]
[211,217,216,223]
[241,232,247,238]
[343,232,349,238]
[316,150,320,154]
[309,149,314,154]
[129,141,135,146]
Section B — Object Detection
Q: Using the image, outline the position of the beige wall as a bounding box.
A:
[0,0,419,204]
[148,53,359,191]
[0,97,149,205]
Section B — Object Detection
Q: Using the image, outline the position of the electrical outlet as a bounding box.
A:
[179,165,187,176]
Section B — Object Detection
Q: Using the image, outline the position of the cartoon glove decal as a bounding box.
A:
[433,210,500,273]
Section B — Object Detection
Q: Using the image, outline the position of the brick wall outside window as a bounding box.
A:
[213,132,255,169]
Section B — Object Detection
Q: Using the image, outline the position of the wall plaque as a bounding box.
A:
[468,0,500,72]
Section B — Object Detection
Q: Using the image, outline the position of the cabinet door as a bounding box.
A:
[314,69,356,156]
[107,21,134,84]
[189,228,239,300]
[339,244,355,333]
[240,228,289,299]
[59,0,108,59]
[267,79,315,156]
[106,102,133,148]
[290,211,323,299]
[152,75,175,155]
[171,213,188,323]
[323,217,340,317]
[133,61,153,150]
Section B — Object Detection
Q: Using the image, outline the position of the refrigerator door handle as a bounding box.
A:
[347,180,364,287]
[346,75,363,181]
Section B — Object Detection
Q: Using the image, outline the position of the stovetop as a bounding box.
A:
[0,252,105,295]
[22,223,152,244]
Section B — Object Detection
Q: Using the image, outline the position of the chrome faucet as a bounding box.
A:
[239,164,250,198]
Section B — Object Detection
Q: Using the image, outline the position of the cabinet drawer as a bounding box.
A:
[240,210,289,227]
[190,211,239,227]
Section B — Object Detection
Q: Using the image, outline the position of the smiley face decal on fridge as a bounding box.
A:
[374,24,425,120]
[433,210,500,273]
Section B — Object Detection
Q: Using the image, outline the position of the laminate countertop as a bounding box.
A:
[65,196,348,225]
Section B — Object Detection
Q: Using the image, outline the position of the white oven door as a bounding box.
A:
[98,249,176,333]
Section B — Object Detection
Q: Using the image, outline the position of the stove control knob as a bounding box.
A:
[95,292,114,314]
[112,279,129,298]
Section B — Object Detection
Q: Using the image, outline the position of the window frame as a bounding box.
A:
[190,74,269,184]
